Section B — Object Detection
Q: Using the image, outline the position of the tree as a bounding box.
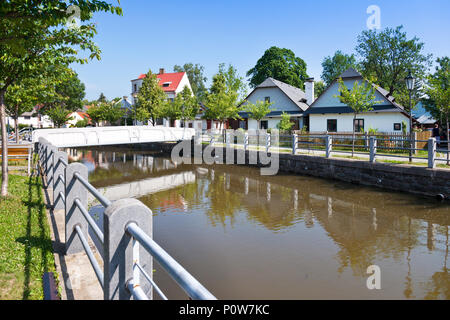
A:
[321,50,357,85]
[335,78,382,156]
[203,64,244,130]
[0,0,122,197]
[424,57,450,164]
[98,92,108,103]
[247,46,309,89]
[244,100,273,130]
[356,25,432,108]
[178,86,199,122]
[41,69,86,124]
[135,69,167,125]
[4,79,40,142]
[45,108,73,128]
[86,99,126,126]
[173,63,208,101]
[423,57,450,120]
[87,104,104,127]
[277,112,294,132]
[315,81,326,99]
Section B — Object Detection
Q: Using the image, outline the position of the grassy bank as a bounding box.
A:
[0,174,56,300]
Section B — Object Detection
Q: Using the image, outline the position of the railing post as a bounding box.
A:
[65,163,89,255]
[103,199,153,300]
[244,132,249,152]
[226,131,231,149]
[266,133,271,153]
[46,145,57,190]
[325,135,332,158]
[292,134,298,155]
[428,138,436,169]
[53,151,68,210]
[370,137,377,163]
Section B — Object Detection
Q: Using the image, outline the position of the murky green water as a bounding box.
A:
[70,147,450,300]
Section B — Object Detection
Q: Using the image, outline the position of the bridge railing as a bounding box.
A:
[36,138,216,300]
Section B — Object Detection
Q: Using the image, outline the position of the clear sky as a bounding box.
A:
[73,0,450,101]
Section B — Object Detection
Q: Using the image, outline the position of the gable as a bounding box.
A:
[242,87,304,113]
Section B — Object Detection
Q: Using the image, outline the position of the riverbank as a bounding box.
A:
[0,174,57,299]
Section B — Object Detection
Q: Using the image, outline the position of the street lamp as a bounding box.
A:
[405,70,415,162]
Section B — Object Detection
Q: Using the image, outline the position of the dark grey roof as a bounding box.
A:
[338,67,363,79]
[255,78,309,111]
[238,110,304,119]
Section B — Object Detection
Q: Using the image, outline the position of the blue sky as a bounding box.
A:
[73,0,450,101]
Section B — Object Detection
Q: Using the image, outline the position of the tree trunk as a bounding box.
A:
[0,90,9,197]
[352,113,356,157]
[447,114,449,166]
[14,115,19,144]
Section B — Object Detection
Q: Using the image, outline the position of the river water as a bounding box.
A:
[69,147,450,300]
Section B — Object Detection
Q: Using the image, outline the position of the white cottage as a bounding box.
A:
[231,77,311,130]
[306,68,411,133]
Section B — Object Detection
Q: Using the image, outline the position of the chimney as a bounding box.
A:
[159,68,165,75]
[305,77,315,105]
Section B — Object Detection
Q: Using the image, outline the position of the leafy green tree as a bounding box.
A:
[4,78,40,141]
[334,78,382,156]
[173,63,207,101]
[203,65,244,130]
[315,81,326,99]
[423,57,450,121]
[135,69,167,125]
[87,104,104,127]
[321,50,358,85]
[97,92,107,103]
[277,112,294,132]
[0,0,122,197]
[244,100,273,130]
[247,46,309,89]
[41,69,86,122]
[356,25,432,108]
[424,57,450,164]
[45,108,73,128]
[104,98,126,125]
[74,118,90,128]
[178,86,199,122]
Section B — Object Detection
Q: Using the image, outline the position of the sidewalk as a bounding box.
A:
[41,179,103,300]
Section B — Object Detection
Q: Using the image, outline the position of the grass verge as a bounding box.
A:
[0,174,57,300]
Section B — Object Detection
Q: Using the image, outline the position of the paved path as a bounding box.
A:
[42,184,103,300]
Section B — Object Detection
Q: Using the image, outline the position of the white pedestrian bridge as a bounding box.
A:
[32,126,196,148]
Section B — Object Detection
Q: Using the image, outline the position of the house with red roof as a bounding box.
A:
[131,68,197,128]
[67,110,92,127]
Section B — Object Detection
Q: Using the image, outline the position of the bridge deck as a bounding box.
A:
[32,126,196,148]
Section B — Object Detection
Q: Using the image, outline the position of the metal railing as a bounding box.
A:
[36,137,216,300]
[202,131,449,168]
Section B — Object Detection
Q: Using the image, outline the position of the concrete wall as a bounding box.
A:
[185,144,450,200]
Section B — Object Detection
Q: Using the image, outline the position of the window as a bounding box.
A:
[156,118,164,126]
[133,84,137,92]
[327,119,337,132]
[265,97,271,103]
[163,82,172,88]
[24,116,31,120]
[394,123,401,131]
[260,120,268,129]
[354,119,364,132]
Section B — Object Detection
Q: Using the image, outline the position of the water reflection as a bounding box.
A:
[70,148,450,300]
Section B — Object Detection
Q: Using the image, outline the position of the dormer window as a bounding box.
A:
[265,97,270,103]
[163,82,172,87]
[133,84,137,92]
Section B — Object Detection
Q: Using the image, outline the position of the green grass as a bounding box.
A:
[0,174,57,300]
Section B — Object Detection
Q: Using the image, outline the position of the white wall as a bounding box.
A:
[309,113,411,133]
